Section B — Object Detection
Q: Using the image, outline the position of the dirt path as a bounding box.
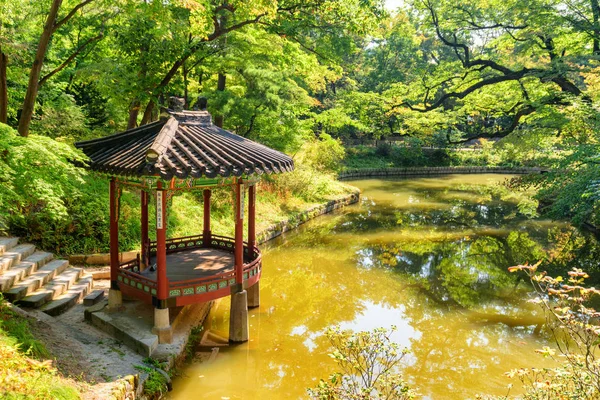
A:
[18,279,145,399]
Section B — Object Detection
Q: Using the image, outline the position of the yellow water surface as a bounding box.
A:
[170,174,591,399]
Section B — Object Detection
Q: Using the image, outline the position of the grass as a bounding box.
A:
[0,296,81,399]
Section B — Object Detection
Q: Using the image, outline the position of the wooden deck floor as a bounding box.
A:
[143,248,234,282]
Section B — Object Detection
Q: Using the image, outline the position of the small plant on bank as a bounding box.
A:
[185,325,204,361]
[485,263,600,399]
[136,358,170,399]
[308,326,417,400]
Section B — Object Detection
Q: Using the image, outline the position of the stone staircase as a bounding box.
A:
[0,237,94,316]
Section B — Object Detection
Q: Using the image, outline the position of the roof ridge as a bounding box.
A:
[146,117,179,163]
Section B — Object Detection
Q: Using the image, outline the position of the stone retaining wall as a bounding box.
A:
[339,166,547,180]
[256,191,361,244]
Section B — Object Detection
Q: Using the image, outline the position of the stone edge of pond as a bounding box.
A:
[255,190,361,244]
[338,166,548,179]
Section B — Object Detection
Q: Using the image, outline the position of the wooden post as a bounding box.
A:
[108,178,123,309]
[248,184,256,249]
[234,180,244,286]
[230,179,249,342]
[203,189,211,247]
[247,183,259,308]
[141,190,149,269]
[109,178,119,287]
[156,182,168,303]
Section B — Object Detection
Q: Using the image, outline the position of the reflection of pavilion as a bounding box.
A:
[75,109,293,343]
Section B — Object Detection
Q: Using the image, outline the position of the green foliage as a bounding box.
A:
[142,370,168,399]
[0,123,141,254]
[308,326,416,399]
[0,296,80,399]
[0,295,48,359]
[298,134,346,172]
[185,325,204,361]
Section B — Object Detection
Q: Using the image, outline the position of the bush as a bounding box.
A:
[483,263,600,399]
[300,134,346,172]
[308,327,417,399]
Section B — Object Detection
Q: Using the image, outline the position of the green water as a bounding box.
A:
[169,174,597,399]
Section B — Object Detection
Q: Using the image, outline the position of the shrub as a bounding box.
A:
[483,263,600,399]
[301,134,346,172]
[308,327,417,399]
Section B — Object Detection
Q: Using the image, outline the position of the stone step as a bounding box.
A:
[0,251,54,292]
[0,237,19,256]
[41,275,94,316]
[4,259,69,302]
[83,289,105,307]
[18,268,83,309]
[0,244,36,273]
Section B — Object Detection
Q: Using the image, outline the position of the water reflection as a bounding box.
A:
[170,174,599,399]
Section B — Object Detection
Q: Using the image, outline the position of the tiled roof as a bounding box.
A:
[75,110,294,179]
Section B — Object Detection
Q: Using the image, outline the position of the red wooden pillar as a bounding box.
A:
[234,180,244,286]
[203,189,211,247]
[141,190,149,269]
[109,178,119,289]
[156,182,168,305]
[248,184,256,250]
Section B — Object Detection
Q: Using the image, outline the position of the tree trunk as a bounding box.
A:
[127,99,140,129]
[140,58,186,125]
[183,61,189,109]
[0,49,7,124]
[592,0,600,54]
[214,72,226,128]
[18,0,63,137]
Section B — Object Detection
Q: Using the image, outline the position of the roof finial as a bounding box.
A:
[193,96,208,111]
[168,96,185,112]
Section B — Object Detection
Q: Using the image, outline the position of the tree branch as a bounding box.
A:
[53,0,96,33]
[38,32,104,87]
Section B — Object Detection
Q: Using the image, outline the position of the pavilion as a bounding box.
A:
[75,109,293,343]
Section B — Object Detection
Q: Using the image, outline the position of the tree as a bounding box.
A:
[384,0,599,143]
[15,0,108,137]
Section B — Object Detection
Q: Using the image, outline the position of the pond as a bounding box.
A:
[169,174,598,399]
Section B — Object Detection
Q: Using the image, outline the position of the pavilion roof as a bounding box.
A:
[75,110,294,180]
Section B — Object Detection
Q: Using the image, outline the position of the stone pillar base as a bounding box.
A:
[153,307,173,344]
[107,288,122,310]
[247,281,260,308]
[229,290,249,343]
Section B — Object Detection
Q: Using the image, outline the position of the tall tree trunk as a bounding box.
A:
[18,0,63,137]
[214,72,226,128]
[127,99,140,129]
[0,48,8,124]
[183,61,189,109]
[592,0,600,54]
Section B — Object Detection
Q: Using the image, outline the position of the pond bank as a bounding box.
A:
[339,166,547,179]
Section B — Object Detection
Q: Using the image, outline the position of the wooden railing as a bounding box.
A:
[118,233,261,305]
